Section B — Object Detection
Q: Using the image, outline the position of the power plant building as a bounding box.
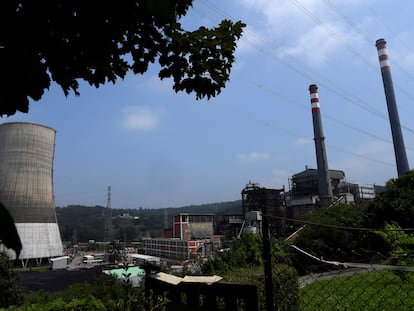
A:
[0,122,63,265]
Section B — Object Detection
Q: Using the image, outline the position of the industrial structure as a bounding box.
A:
[289,167,345,199]
[0,122,63,266]
[241,181,286,235]
[375,38,410,177]
[143,238,205,263]
[171,213,214,240]
[143,213,220,264]
[309,84,333,207]
[286,167,378,213]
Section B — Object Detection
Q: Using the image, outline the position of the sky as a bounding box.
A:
[4,0,414,209]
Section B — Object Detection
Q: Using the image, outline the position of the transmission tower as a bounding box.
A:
[104,186,112,242]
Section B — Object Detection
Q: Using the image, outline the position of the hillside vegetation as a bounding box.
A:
[56,201,242,242]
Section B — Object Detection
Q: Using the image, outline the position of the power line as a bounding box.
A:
[197,0,414,134]
[266,214,414,232]
[360,0,414,78]
[208,101,396,168]
[195,0,413,168]
[287,0,377,70]
[321,0,414,114]
[234,72,414,152]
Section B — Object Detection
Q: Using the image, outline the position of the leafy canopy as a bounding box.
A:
[365,170,414,229]
[0,0,245,116]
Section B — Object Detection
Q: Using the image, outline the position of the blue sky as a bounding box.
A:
[4,0,414,209]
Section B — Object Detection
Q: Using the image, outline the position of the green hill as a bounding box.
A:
[56,200,242,243]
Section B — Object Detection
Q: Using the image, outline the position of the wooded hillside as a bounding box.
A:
[56,201,242,243]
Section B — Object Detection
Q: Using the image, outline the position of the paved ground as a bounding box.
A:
[17,266,103,292]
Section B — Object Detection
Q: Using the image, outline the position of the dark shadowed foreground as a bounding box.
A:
[17,267,102,292]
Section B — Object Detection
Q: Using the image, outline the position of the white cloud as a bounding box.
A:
[294,137,313,146]
[236,151,270,162]
[236,25,267,55]
[330,141,396,184]
[238,0,368,63]
[121,105,162,130]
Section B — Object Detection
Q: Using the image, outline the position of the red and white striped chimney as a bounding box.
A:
[375,38,409,177]
[376,39,391,73]
[308,84,333,207]
[309,84,320,112]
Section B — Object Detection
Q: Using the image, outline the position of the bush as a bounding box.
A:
[22,275,145,311]
[4,297,105,311]
[0,254,23,308]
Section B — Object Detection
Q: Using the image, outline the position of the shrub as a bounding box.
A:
[0,253,23,308]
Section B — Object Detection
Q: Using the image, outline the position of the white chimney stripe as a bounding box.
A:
[377,48,387,57]
[310,93,318,99]
[380,60,390,68]
[311,102,320,109]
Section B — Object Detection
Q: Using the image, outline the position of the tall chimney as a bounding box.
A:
[375,38,409,177]
[309,84,333,207]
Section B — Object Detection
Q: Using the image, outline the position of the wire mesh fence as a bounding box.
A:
[298,266,414,310]
[268,242,414,311]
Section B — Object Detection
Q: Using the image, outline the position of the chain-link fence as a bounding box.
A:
[270,242,414,311]
[298,265,414,310]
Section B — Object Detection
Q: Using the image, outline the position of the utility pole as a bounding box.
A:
[261,188,274,311]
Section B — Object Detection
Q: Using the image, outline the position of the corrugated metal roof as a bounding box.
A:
[150,272,222,285]
[151,272,183,285]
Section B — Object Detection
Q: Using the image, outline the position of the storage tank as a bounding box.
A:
[0,122,63,264]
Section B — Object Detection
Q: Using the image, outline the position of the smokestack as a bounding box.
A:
[375,38,410,177]
[0,122,63,264]
[309,84,333,207]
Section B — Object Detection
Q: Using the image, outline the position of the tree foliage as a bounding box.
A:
[293,171,414,270]
[294,203,372,263]
[374,222,414,282]
[21,274,145,311]
[56,201,242,243]
[0,253,23,308]
[365,170,414,229]
[201,234,299,311]
[0,0,245,116]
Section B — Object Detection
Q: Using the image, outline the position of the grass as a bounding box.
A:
[300,270,414,311]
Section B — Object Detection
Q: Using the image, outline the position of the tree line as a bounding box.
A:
[56,201,242,243]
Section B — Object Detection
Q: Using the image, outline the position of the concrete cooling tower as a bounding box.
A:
[0,122,63,265]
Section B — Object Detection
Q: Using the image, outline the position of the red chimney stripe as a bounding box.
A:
[376,42,386,50]
[379,55,388,62]
[381,66,391,72]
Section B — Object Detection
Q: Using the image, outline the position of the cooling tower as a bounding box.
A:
[0,122,63,263]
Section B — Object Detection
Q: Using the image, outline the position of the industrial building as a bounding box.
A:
[241,181,286,235]
[143,238,205,263]
[214,214,244,240]
[286,166,380,214]
[0,122,63,266]
[144,213,219,264]
[171,213,214,240]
